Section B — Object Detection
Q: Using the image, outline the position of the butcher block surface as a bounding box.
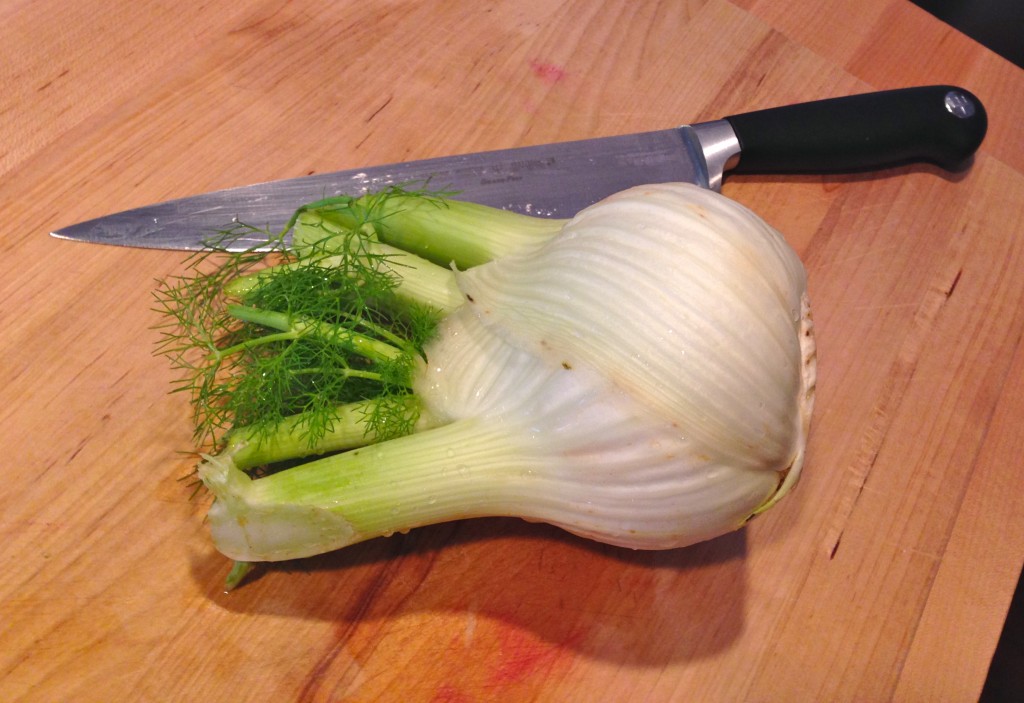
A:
[2,1,1022,701]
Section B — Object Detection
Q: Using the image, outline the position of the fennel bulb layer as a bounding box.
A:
[198,183,816,562]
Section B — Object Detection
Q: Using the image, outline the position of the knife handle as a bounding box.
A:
[725,85,987,174]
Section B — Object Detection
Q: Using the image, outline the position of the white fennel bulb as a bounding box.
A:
[198,182,816,563]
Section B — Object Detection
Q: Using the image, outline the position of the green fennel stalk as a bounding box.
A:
[154,186,566,588]
[153,185,565,471]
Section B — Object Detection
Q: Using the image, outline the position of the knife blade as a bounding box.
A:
[51,85,986,251]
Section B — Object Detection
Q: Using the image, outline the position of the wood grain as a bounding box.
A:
[2,1,1021,701]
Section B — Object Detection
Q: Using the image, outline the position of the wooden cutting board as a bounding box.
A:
[2,1,1022,700]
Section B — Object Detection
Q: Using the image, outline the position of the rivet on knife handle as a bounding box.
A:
[723,85,988,174]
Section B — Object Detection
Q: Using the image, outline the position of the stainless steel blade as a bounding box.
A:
[51,127,714,251]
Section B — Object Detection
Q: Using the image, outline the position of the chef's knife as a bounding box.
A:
[51,85,986,251]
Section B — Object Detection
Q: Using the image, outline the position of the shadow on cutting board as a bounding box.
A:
[190,517,749,666]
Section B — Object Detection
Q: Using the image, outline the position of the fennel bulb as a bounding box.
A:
[161,182,815,571]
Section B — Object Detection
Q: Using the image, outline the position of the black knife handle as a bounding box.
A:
[726,85,987,174]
